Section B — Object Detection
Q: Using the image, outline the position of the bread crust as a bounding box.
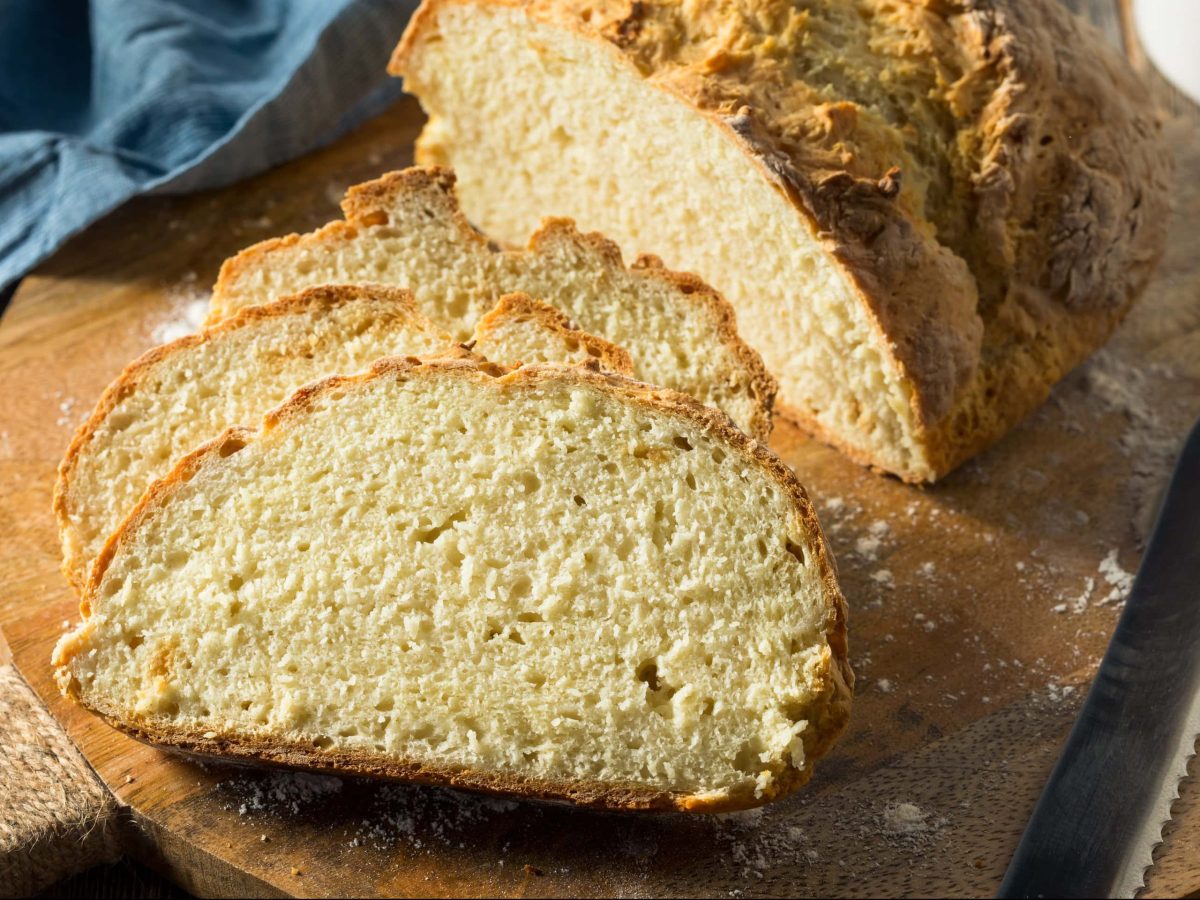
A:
[211,166,778,442]
[54,285,441,593]
[55,356,851,813]
[472,292,635,375]
[392,0,1172,482]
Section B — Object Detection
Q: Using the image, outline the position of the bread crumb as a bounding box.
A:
[523,864,544,876]
[876,678,894,694]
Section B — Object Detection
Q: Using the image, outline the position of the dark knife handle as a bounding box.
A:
[998,418,1200,899]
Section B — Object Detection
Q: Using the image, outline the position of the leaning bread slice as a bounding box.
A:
[54,358,851,812]
[55,284,628,592]
[211,167,775,440]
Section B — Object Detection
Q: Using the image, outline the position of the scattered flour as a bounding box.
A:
[713,807,816,881]
[823,497,846,515]
[870,569,895,589]
[1070,577,1095,614]
[219,771,343,817]
[1044,681,1079,705]
[854,535,881,559]
[1097,548,1135,605]
[853,520,892,561]
[351,784,519,851]
[881,802,928,836]
[876,678,895,694]
[1083,351,1188,541]
[55,397,78,428]
[150,272,210,344]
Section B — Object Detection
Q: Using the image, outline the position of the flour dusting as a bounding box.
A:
[1083,350,1188,540]
[150,272,210,344]
[881,802,928,836]
[219,771,343,817]
[351,784,519,851]
[1097,548,1135,605]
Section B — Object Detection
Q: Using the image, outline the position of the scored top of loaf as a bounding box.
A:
[392,0,1172,477]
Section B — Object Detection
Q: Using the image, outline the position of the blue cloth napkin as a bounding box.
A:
[0,0,417,293]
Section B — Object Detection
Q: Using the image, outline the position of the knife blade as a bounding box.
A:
[998,417,1200,899]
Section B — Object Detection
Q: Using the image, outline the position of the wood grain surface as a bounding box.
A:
[2,1,1199,896]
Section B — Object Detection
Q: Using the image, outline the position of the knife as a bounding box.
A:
[998,417,1200,899]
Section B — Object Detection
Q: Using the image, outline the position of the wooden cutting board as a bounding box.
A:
[3,4,1200,895]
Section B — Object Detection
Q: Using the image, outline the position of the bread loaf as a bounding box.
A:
[55,285,627,590]
[54,357,851,812]
[212,166,775,440]
[392,0,1172,481]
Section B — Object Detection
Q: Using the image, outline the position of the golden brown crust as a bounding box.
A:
[56,356,851,813]
[392,0,1172,482]
[472,292,635,376]
[211,166,778,443]
[53,285,442,593]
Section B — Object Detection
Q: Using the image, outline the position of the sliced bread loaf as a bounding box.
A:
[211,166,775,440]
[54,357,851,812]
[55,285,626,591]
[392,0,1172,481]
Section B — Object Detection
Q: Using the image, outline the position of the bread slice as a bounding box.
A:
[54,357,851,812]
[392,0,1172,482]
[472,293,633,376]
[211,166,775,440]
[55,284,629,592]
